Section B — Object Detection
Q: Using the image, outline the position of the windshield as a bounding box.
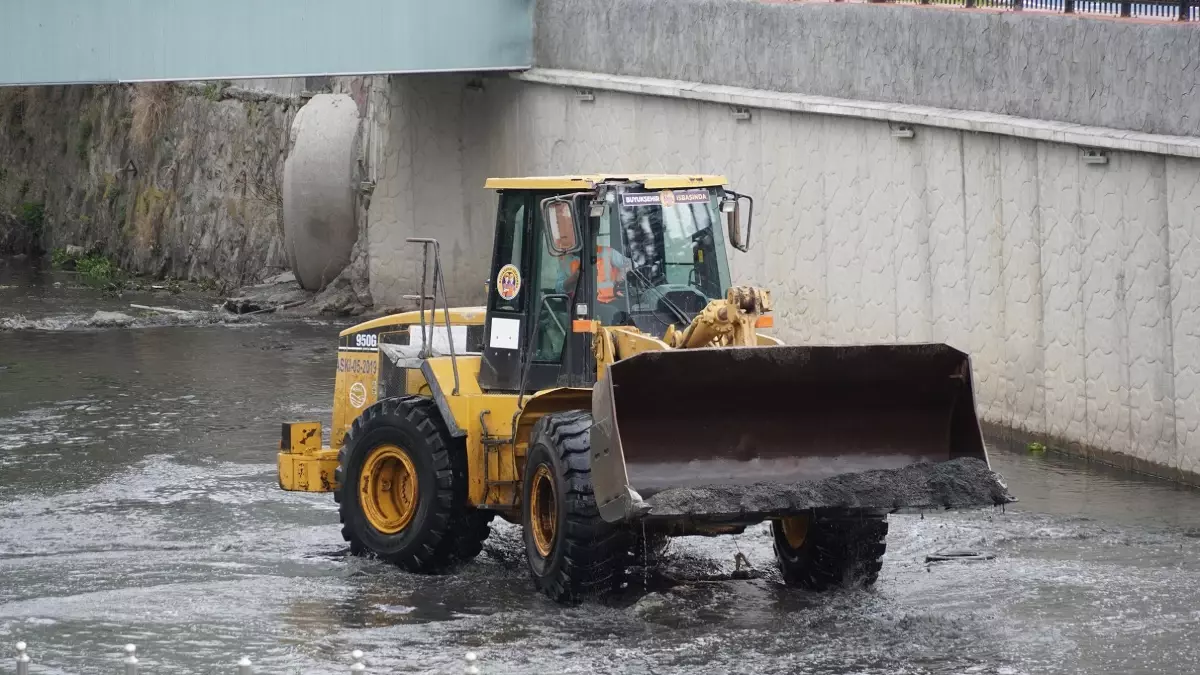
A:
[594,187,732,334]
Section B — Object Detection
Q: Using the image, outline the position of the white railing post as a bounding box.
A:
[15,642,30,675]
[123,644,138,675]
[464,651,480,675]
[237,656,253,675]
[349,649,366,674]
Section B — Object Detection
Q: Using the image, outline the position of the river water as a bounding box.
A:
[2,257,1200,675]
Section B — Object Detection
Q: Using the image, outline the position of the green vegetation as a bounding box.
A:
[75,254,124,289]
[50,247,126,290]
[17,201,44,238]
[50,247,76,269]
[1027,441,1047,453]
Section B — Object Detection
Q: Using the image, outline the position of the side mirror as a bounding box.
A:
[540,195,584,256]
[723,190,753,252]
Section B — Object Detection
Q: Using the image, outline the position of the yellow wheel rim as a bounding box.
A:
[781,516,809,549]
[359,444,419,535]
[529,464,558,558]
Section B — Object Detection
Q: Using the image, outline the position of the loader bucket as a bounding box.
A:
[588,343,998,523]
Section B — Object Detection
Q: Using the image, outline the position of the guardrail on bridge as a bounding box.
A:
[860,0,1198,21]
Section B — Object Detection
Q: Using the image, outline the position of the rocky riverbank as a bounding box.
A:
[0,82,294,289]
[1,81,381,318]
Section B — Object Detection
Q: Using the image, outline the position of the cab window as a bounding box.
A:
[489,193,526,313]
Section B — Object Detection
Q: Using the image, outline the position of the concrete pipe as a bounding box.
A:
[282,94,362,291]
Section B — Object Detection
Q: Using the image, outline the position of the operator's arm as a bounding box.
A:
[559,256,581,297]
[564,267,580,296]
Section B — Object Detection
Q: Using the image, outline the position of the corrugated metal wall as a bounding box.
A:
[0,0,534,85]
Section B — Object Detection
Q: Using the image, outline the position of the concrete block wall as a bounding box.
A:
[364,73,1200,480]
[535,0,1200,137]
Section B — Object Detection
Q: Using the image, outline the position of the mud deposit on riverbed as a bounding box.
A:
[3,272,1200,674]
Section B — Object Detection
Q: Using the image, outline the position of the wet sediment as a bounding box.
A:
[644,457,1014,519]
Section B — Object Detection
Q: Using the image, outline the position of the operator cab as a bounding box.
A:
[476,175,753,393]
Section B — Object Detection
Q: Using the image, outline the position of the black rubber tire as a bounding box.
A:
[333,396,490,572]
[444,509,494,563]
[521,410,630,603]
[772,512,888,591]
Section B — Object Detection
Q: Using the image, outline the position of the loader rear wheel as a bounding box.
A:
[334,396,488,572]
[521,410,629,603]
[772,512,888,591]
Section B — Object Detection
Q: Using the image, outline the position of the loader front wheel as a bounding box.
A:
[772,512,888,591]
[335,396,477,573]
[521,410,629,603]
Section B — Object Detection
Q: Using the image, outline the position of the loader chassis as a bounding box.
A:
[276,174,1009,604]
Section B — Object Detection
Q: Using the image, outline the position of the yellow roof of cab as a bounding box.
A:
[484,174,727,190]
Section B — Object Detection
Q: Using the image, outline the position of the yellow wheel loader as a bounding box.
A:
[277,174,1011,603]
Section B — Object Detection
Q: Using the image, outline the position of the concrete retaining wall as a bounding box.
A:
[364,75,501,308]
[365,72,1200,481]
[535,0,1200,138]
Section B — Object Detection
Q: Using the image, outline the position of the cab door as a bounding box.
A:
[479,190,594,392]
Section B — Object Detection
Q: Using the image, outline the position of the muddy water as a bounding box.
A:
[2,259,1200,674]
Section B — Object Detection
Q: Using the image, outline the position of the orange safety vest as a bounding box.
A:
[569,246,621,303]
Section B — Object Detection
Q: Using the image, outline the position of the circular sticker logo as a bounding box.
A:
[349,381,367,409]
[496,264,522,301]
[660,189,676,207]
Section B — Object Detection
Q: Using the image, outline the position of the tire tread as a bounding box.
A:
[773,512,888,591]
[336,396,491,572]
[526,410,630,603]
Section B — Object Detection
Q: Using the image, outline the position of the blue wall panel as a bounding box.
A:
[0,0,534,85]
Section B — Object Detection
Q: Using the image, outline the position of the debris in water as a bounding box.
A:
[223,271,313,314]
[730,551,756,580]
[925,550,996,564]
[91,311,136,327]
[129,303,202,317]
